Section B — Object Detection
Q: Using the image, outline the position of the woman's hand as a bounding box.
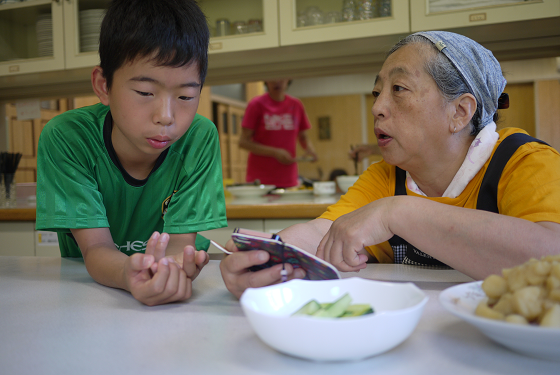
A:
[219,239,305,299]
[316,197,395,272]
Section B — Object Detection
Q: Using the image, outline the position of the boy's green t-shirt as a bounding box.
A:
[35,103,227,257]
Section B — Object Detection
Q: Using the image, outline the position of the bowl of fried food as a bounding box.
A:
[240,277,428,361]
[439,255,560,361]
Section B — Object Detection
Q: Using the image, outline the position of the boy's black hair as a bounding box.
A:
[99,0,209,89]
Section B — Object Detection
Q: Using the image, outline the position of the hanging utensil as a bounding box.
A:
[350,145,358,175]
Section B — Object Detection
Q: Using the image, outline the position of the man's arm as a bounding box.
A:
[238,127,295,165]
[297,130,318,161]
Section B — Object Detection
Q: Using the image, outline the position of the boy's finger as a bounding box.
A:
[195,250,209,268]
[182,246,196,278]
[144,232,160,257]
[173,271,192,302]
[128,253,154,272]
[149,257,171,295]
[153,233,170,261]
[161,261,180,300]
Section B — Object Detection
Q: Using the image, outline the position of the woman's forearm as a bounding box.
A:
[389,196,560,279]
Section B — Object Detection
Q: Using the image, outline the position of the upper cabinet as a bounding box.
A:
[411,0,560,31]
[63,0,109,70]
[0,0,65,76]
[1,0,559,96]
[279,0,409,46]
[199,0,279,54]
[410,0,560,62]
[0,0,108,75]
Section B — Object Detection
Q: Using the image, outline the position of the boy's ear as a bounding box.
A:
[91,66,110,106]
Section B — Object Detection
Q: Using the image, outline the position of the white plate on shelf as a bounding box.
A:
[227,184,275,198]
[439,281,560,361]
[270,188,313,196]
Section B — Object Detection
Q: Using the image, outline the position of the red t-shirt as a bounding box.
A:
[242,93,311,188]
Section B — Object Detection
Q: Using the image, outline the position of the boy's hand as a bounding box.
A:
[123,231,209,306]
[146,232,209,281]
[124,253,191,306]
[169,245,209,281]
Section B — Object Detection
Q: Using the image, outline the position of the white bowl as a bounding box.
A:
[226,184,275,198]
[313,181,336,195]
[336,175,359,193]
[440,281,560,361]
[240,277,428,361]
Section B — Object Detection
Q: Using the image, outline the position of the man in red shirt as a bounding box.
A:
[239,79,318,188]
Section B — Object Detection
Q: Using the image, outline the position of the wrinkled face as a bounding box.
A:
[105,56,201,164]
[372,44,453,171]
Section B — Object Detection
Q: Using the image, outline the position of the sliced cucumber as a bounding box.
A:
[291,299,322,316]
[313,293,352,318]
[340,304,374,318]
[291,295,374,318]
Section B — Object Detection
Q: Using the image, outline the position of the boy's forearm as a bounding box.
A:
[82,245,129,291]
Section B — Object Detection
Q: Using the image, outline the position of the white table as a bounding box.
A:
[0,257,558,375]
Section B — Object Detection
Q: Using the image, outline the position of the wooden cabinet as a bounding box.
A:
[6,102,65,183]
[214,100,249,183]
[278,0,409,46]
[0,221,35,256]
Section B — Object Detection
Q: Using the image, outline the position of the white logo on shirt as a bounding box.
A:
[264,114,294,130]
[115,240,148,252]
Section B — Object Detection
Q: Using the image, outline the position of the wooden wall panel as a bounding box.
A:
[497,83,535,136]
[298,94,363,181]
[6,104,61,183]
[536,79,560,150]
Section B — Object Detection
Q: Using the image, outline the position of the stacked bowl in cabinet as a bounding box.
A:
[36,14,53,57]
[79,9,105,52]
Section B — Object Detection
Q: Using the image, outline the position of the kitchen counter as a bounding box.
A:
[0,193,338,221]
[1,256,558,375]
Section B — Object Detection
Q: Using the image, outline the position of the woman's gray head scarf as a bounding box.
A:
[412,31,507,127]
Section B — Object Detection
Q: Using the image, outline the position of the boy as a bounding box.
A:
[35,0,227,306]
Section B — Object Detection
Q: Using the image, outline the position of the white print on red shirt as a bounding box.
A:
[263,113,295,131]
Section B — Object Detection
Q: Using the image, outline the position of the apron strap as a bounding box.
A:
[476,133,548,213]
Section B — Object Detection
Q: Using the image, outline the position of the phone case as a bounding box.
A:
[232,228,341,280]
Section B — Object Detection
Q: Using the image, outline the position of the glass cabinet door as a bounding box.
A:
[0,0,65,76]
[278,0,409,46]
[199,0,279,54]
[411,0,560,32]
[63,0,109,69]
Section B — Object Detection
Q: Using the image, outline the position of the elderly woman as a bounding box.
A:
[220,31,560,298]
